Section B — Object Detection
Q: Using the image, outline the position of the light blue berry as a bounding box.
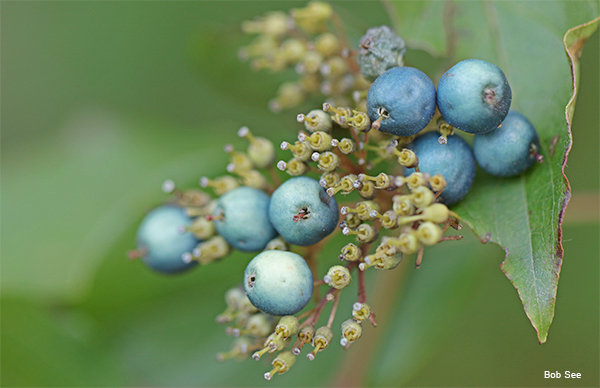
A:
[404,131,476,206]
[213,186,278,252]
[268,176,339,246]
[136,205,199,274]
[244,250,313,316]
[473,110,540,177]
[437,59,512,134]
[366,66,436,137]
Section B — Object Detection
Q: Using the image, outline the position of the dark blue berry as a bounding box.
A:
[437,59,511,134]
[366,66,436,137]
[473,110,540,177]
[404,131,476,206]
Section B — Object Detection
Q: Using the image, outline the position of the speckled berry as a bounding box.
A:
[268,176,339,246]
[366,67,436,137]
[244,250,313,316]
[473,110,540,177]
[404,131,476,206]
[357,25,406,81]
[437,59,511,134]
[213,186,278,252]
[135,205,199,274]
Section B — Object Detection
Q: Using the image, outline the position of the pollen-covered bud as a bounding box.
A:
[238,169,269,190]
[283,158,308,176]
[352,302,372,322]
[392,195,415,216]
[319,171,341,188]
[253,332,291,361]
[320,56,348,78]
[216,337,256,362]
[322,103,352,128]
[301,131,333,152]
[315,32,340,57]
[265,236,289,251]
[358,180,376,199]
[326,174,357,196]
[353,201,380,220]
[188,235,230,265]
[371,209,398,229]
[416,221,443,246]
[264,350,297,380]
[217,286,248,324]
[188,216,216,240]
[281,140,313,162]
[357,25,406,81]
[293,324,315,355]
[241,11,289,37]
[298,109,332,132]
[297,51,324,74]
[317,151,340,172]
[395,231,421,255]
[336,138,356,154]
[176,189,211,208]
[406,172,427,190]
[340,319,363,346]
[324,265,352,289]
[401,203,449,225]
[345,110,371,132]
[274,316,300,342]
[343,223,379,244]
[429,174,447,192]
[200,175,239,196]
[397,148,419,168]
[279,38,306,64]
[291,1,333,35]
[344,213,362,229]
[308,326,334,360]
[374,252,403,270]
[340,242,362,262]
[411,186,435,208]
[236,313,276,338]
[237,127,276,169]
[270,82,304,112]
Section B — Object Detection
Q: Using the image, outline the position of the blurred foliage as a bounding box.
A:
[2,1,598,387]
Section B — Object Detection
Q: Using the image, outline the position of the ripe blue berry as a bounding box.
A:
[436,59,512,134]
[244,250,313,316]
[404,131,476,206]
[473,110,541,177]
[268,176,339,246]
[213,186,278,252]
[366,66,436,137]
[135,205,199,274]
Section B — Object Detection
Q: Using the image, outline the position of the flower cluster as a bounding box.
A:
[130,1,543,381]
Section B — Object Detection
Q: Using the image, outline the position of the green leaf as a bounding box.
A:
[386,1,599,344]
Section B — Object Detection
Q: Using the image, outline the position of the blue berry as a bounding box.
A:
[244,250,313,316]
[437,59,512,134]
[268,176,339,246]
[135,205,199,274]
[473,110,541,177]
[213,186,278,252]
[366,66,436,137]
[405,131,476,206]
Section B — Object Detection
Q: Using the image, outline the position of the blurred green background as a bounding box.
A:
[2,2,598,387]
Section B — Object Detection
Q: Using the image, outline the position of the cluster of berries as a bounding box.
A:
[130,2,544,381]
